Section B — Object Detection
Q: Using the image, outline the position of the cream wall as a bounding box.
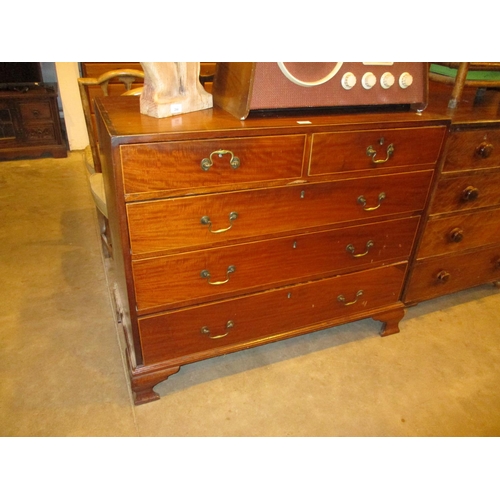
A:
[55,62,89,151]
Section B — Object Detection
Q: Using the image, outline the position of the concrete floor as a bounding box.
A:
[1,151,500,437]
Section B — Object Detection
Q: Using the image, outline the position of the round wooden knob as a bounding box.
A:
[437,270,450,283]
[462,186,479,201]
[449,227,464,242]
[475,141,494,159]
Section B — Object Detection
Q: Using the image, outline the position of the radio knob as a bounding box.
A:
[380,72,395,89]
[399,72,414,88]
[362,72,377,89]
[341,72,357,90]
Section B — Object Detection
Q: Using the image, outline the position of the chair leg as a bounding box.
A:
[448,62,470,108]
[96,210,113,258]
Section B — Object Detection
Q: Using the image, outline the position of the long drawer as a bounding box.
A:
[443,128,500,172]
[309,126,446,176]
[417,208,500,258]
[127,170,433,256]
[430,169,500,215]
[120,135,306,197]
[138,263,407,365]
[405,246,500,303]
[132,216,419,312]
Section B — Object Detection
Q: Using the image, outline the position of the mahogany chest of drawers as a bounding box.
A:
[95,96,447,404]
[404,84,500,304]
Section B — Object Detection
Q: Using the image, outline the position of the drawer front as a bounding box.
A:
[417,208,500,258]
[430,170,500,215]
[132,217,419,312]
[24,124,56,142]
[19,101,53,121]
[444,128,500,172]
[120,135,306,196]
[139,263,407,365]
[127,170,433,255]
[405,246,500,304]
[309,126,446,176]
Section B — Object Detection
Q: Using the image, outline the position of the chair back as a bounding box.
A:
[78,69,144,172]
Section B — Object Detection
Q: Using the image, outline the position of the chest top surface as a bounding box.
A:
[95,96,450,145]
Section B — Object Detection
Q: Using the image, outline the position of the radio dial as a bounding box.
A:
[399,72,414,89]
[341,72,357,90]
[362,72,377,89]
[380,72,395,89]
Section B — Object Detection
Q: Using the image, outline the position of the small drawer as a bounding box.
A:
[417,208,500,259]
[19,101,53,121]
[309,126,446,176]
[132,216,419,313]
[404,246,500,304]
[138,263,407,365]
[120,134,306,197]
[127,170,433,255]
[24,124,56,142]
[443,128,500,172]
[429,170,500,215]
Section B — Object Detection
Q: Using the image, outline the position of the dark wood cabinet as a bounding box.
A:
[0,83,67,160]
[95,96,448,405]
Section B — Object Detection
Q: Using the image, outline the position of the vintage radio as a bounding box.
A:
[212,62,429,119]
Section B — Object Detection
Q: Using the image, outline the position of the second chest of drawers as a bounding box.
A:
[404,126,500,304]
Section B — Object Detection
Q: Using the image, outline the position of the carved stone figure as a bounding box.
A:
[140,62,213,118]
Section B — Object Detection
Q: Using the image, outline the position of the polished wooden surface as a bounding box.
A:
[132,217,419,314]
[404,82,500,304]
[426,80,500,124]
[120,134,306,199]
[405,246,500,303]
[444,128,500,172]
[126,170,433,257]
[95,94,448,404]
[417,208,500,258]
[138,264,408,366]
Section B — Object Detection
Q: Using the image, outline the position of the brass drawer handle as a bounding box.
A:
[475,141,494,159]
[346,240,374,258]
[357,192,386,211]
[337,290,363,306]
[437,270,450,283]
[366,143,394,164]
[462,186,479,201]
[200,265,236,285]
[201,150,240,171]
[201,320,234,339]
[449,227,464,243]
[200,211,238,233]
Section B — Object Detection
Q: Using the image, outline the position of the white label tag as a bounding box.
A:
[170,103,183,115]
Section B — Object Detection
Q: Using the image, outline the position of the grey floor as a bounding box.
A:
[1,151,500,437]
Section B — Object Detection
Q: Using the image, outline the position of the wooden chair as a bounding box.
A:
[429,62,500,108]
[78,69,144,257]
